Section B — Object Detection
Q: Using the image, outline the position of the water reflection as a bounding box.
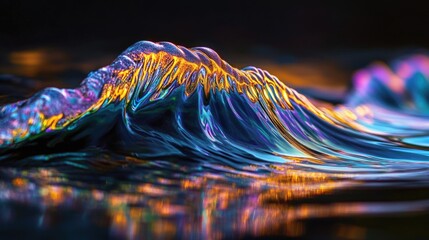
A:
[1,160,429,239]
[0,162,357,239]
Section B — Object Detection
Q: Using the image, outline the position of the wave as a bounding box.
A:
[2,41,429,172]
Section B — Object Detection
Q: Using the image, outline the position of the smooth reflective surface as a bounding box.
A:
[1,43,429,239]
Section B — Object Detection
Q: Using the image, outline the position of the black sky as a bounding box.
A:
[1,0,429,54]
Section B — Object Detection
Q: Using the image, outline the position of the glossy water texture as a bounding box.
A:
[1,42,429,239]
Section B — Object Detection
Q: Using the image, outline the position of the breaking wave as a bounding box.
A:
[2,41,429,175]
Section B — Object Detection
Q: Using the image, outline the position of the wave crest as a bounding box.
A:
[2,41,429,171]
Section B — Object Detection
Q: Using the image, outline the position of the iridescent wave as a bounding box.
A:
[2,41,429,171]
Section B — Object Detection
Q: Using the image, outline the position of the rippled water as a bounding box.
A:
[1,42,429,239]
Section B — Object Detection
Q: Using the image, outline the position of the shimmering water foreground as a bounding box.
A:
[1,42,429,238]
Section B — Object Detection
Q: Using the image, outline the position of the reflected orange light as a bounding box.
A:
[40,186,71,206]
[0,166,358,238]
[10,51,45,67]
[12,178,28,188]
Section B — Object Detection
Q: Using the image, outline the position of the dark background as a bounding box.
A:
[2,0,429,55]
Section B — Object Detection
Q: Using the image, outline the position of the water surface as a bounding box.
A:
[1,42,429,239]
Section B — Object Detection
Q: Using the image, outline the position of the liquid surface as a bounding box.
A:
[1,42,429,239]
